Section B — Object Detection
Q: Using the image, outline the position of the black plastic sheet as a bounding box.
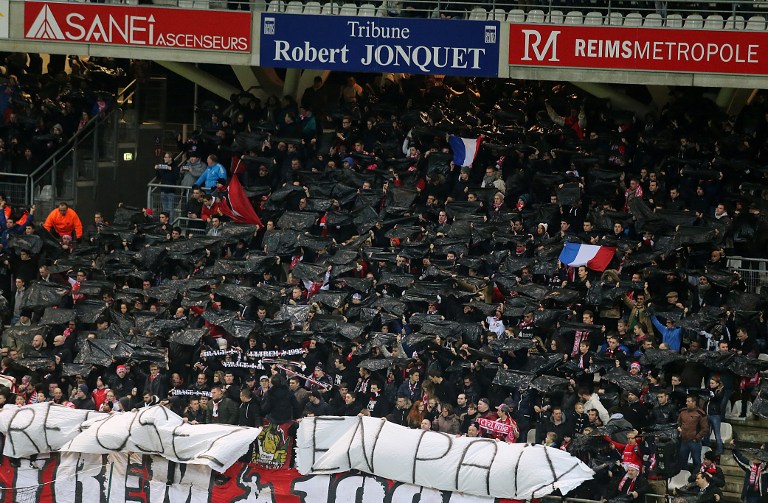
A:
[169,328,208,346]
[39,307,77,325]
[24,281,71,309]
[311,291,349,309]
[357,357,410,371]
[493,368,535,389]
[9,234,43,255]
[278,211,319,231]
[75,339,118,367]
[276,305,311,325]
[639,348,686,368]
[61,363,92,377]
[602,368,644,394]
[4,325,50,349]
[215,284,258,305]
[530,375,570,393]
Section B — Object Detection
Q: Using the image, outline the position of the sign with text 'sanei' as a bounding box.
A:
[509,24,767,75]
[259,14,500,77]
[23,1,251,52]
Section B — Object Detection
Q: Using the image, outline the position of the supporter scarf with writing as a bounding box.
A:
[618,474,636,494]
[750,463,763,491]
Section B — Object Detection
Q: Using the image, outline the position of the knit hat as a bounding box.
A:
[78,384,89,394]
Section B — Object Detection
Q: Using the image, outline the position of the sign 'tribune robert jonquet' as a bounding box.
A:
[260,14,500,77]
[24,1,251,52]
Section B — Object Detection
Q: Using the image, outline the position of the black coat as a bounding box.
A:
[238,399,261,427]
[261,384,301,424]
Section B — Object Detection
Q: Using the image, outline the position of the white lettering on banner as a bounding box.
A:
[359,46,485,72]
[0,403,260,471]
[295,416,594,499]
[25,4,250,51]
[521,29,560,61]
[571,37,758,64]
[347,20,411,39]
[274,41,350,64]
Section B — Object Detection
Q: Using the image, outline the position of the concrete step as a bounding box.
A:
[76,179,95,188]
[729,425,768,444]
[722,490,741,502]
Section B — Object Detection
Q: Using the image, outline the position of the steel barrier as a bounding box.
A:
[727,256,768,294]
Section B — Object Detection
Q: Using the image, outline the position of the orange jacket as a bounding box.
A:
[43,208,83,239]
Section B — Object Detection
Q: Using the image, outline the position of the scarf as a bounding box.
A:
[618,474,636,494]
[750,463,763,491]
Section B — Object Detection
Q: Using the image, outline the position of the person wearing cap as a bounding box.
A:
[307,363,332,393]
[687,450,725,489]
[605,462,648,500]
[107,364,135,404]
[180,149,207,187]
[43,201,83,240]
[71,384,95,410]
[195,154,227,192]
[305,390,333,416]
[91,376,109,411]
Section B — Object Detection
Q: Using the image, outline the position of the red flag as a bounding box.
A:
[221,170,262,227]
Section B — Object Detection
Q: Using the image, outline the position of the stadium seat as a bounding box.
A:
[489,8,507,20]
[321,2,339,14]
[565,11,583,24]
[527,9,546,23]
[725,15,746,29]
[468,7,487,20]
[759,353,768,361]
[623,12,643,26]
[746,15,767,30]
[547,10,565,24]
[179,0,210,6]
[358,3,377,16]
[527,429,536,444]
[701,446,711,463]
[684,14,704,28]
[728,400,753,419]
[584,11,603,25]
[508,9,526,23]
[303,1,322,14]
[666,13,683,27]
[704,14,724,29]
[607,11,623,25]
[285,0,303,13]
[267,0,284,12]
[669,470,691,491]
[339,3,358,15]
[644,13,663,26]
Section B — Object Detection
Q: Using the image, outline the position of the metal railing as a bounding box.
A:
[12,79,140,214]
[73,0,768,27]
[146,181,198,226]
[727,256,768,294]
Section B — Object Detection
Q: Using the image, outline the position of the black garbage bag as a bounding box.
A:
[4,325,50,350]
[513,283,550,301]
[169,328,208,346]
[358,357,410,371]
[61,363,93,377]
[291,262,328,282]
[530,375,570,393]
[263,230,299,255]
[311,291,349,310]
[275,304,311,325]
[639,348,687,368]
[378,271,416,288]
[215,284,258,305]
[144,319,187,337]
[24,281,71,309]
[370,297,407,316]
[493,368,535,389]
[525,353,567,375]
[9,234,43,255]
[278,211,319,231]
[728,354,768,377]
[75,339,117,367]
[39,307,77,325]
[602,368,644,394]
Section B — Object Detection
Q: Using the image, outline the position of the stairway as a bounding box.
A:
[719,417,768,502]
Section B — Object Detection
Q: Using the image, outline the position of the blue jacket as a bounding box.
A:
[651,315,682,351]
[195,162,227,190]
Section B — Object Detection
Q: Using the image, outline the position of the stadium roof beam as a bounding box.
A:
[155,61,241,101]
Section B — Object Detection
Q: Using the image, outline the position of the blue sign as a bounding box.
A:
[259,14,499,77]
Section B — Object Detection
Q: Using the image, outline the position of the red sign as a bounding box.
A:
[509,24,767,75]
[24,1,251,52]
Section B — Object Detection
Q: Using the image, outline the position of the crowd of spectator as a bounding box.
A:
[1,74,768,501]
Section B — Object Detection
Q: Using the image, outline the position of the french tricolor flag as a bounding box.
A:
[449,135,482,167]
[559,243,616,272]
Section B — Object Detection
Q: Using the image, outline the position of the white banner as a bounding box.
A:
[0,403,261,472]
[296,416,594,499]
